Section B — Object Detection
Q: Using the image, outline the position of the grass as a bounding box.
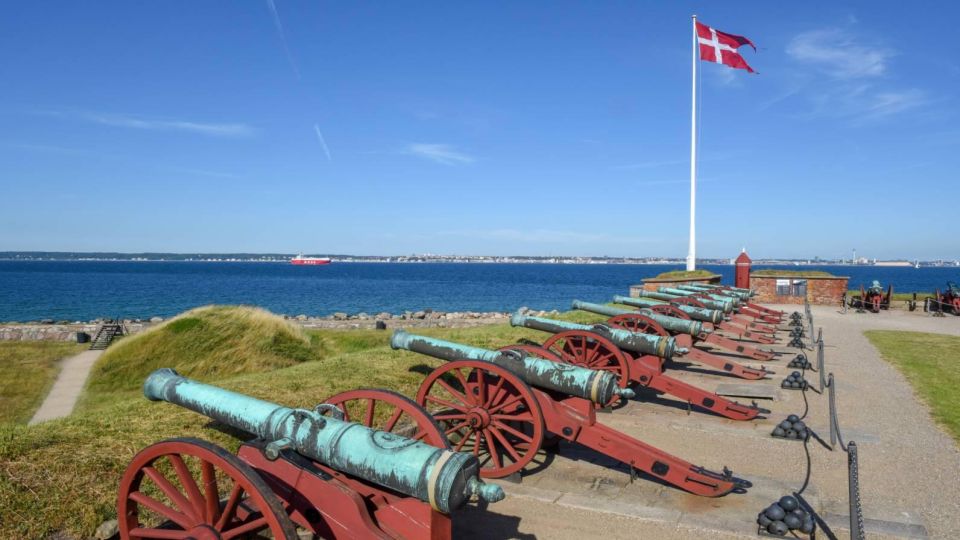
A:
[0,305,601,539]
[652,269,717,279]
[865,331,960,443]
[0,341,86,424]
[751,269,836,277]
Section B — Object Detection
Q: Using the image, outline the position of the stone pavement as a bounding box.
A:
[454,305,960,539]
[29,349,103,425]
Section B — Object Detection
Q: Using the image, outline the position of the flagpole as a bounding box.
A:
[687,14,698,271]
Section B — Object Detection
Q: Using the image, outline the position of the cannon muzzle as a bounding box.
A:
[510,311,682,360]
[571,300,706,336]
[144,368,504,512]
[391,330,634,403]
[658,287,740,309]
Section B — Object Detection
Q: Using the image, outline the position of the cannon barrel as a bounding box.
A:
[509,312,684,360]
[676,284,751,301]
[612,295,725,324]
[634,290,734,313]
[391,330,634,403]
[571,300,706,337]
[143,368,504,513]
[691,283,755,297]
[657,287,740,308]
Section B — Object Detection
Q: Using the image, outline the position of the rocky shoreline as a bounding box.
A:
[0,309,561,341]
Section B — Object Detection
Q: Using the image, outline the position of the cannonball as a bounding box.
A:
[797,429,808,439]
[778,496,799,511]
[786,429,798,439]
[784,514,802,530]
[791,381,801,389]
[787,414,800,423]
[800,518,815,534]
[792,371,801,378]
[757,513,772,527]
[764,504,786,521]
[791,508,806,519]
[773,427,786,437]
[779,420,792,430]
[781,380,790,388]
[767,520,789,536]
[793,421,806,432]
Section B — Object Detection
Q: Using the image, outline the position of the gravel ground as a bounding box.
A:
[450,305,960,539]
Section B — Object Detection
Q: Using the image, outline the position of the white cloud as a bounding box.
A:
[405,143,475,165]
[863,89,927,119]
[787,28,891,79]
[83,112,255,137]
[265,0,301,79]
[313,124,332,162]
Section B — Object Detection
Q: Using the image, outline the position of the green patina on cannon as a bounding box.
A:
[633,289,735,313]
[676,283,753,301]
[143,368,504,513]
[658,287,741,309]
[612,294,725,324]
[390,330,634,404]
[570,300,706,336]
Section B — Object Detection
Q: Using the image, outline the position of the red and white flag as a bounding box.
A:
[695,21,756,73]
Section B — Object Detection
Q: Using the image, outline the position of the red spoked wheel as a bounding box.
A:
[607,314,670,336]
[118,438,298,540]
[648,304,692,320]
[672,297,708,309]
[320,388,449,449]
[541,330,632,406]
[416,360,545,478]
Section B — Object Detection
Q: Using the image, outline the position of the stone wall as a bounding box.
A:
[0,322,148,342]
[750,275,849,305]
[630,274,722,295]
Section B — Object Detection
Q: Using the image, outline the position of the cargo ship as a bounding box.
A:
[290,254,332,265]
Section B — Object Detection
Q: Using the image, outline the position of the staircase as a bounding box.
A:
[90,320,124,350]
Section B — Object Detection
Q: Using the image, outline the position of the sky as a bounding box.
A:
[1,1,958,260]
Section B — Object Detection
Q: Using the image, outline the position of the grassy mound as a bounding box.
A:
[653,269,716,280]
[751,269,836,278]
[866,331,960,442]
[0,342,86,424]
[82,306,321,410]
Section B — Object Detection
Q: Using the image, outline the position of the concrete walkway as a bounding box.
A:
[29,349,103,425]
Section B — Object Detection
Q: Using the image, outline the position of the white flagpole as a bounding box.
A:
[686,14,698,271]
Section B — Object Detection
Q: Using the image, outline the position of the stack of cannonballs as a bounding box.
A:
[757,495,816,535]
[787,354,813,369]
[781,371,809,390]
[771,414,809,440]
[788,312,803,326]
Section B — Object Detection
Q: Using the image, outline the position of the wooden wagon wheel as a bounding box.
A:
[606,313,670,336]
[648,304,692,320]
[496,344,564,449]
[320,388,449,449]
[118,438,298,540]
[540,330,632,405]
[671,296,707,309]
[416,360,545,478]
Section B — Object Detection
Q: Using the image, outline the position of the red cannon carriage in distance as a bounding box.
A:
[662,286,783,325]
[509,312,769,421]
[119,369,505,540]
[925,281,960,315]
[570,300,771,380]
[390,330,751,497]
[845,280,892,313]
[674,283,786,322]
[612,295,778,360]
[629,291,780,344]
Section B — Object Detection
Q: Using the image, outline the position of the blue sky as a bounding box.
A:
[1,1,957,259]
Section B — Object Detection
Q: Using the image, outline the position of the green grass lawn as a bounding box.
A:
[0,341,86,424]
[865,331,960,443]
[0,305,603,539]
[653,269,717,279]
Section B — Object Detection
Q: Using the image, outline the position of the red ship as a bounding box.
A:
[290,254,332,265]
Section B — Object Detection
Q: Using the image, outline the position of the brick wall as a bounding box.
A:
[751,275,849,305]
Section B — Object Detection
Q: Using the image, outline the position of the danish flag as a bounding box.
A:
[696,21,756,73]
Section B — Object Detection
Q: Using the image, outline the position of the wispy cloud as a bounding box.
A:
[787,28,891,79]
[405,143,475,165]
[313,124,332,162]
[266,0,301,79]
[74,112,255,137]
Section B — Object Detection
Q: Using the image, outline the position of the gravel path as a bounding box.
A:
[28,349,102,424]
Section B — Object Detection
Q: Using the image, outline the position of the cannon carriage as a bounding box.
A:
[845,280,892,313]
[629,291,780,342]
[118,369,504,540]
[924,281,960,315]
[390,330,749,497]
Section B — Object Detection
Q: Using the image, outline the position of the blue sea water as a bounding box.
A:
[0,261,958,321]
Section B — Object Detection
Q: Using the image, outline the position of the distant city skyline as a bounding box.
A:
[1,3,958,259]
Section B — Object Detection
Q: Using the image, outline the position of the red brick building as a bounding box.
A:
[750,273,849,305]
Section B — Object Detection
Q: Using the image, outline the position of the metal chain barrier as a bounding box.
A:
[848,442,866,540]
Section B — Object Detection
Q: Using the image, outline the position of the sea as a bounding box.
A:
[1,261,958,322]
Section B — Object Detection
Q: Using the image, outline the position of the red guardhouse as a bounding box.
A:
[735,250,752,290]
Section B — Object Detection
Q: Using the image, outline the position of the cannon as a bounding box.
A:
[509,312,767,421]
[119,369,504,540]
[571,301,769,380]
[925,281,960,315]
[688,283,756,298]
[661,287,782,324]
[648,288,781,328]
[391,330,748,497]
[846,280,892,313]
[675,284,784,320]
[613,296,779,356]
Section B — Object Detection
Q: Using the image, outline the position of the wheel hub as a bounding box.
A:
[466,408,491,429]
[187,525,223,540]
